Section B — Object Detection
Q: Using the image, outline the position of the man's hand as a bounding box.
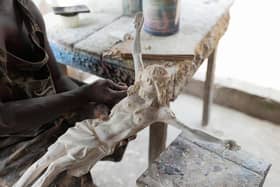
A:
[81,79,128,107]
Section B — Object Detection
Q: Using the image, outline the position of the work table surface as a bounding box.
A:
[45,0,233,85]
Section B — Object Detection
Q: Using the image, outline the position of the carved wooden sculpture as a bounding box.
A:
[14,13,239,187]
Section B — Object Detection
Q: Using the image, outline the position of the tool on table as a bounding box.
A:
[53,5,90,16]
[52,5,90,28]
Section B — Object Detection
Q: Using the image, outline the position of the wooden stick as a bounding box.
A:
[202,48,217,126]
[149,123,167,166]
[122,53,194,61]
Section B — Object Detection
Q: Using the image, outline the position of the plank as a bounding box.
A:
[44,12,122,46]
[100,11,231,86]
[47,0,233,74]
[105,0,234,59]
[50,41,135,85]
[137,132,271,187]
[107,40,194,61]
[47,0,233,86]
[75,17,134,55]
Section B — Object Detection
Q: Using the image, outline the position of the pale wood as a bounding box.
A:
[45,0,233,85]
[45,12,122,46]
[148,123,167,166]
[107,39,194,61]
[75,17,134,55]
[202,48,217,126]
[59,63,68,75]
[138,132,271,187]
[105,0,233,57]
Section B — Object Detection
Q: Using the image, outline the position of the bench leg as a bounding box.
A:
[59,63,68,75]
[202,48,217,126]
[149,123,167,166]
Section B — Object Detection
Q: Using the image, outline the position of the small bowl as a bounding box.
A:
[59,14,80,28]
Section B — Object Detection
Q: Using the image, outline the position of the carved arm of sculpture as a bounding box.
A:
[132,12,145,79]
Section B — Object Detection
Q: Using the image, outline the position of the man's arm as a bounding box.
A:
[28,2,128,101]
[0,3,127,134]
[0,89,87,134]
[45,37,79,92]
[44,33,79,92]
[0,29,122,134]
[1,31,126,134]
[28,1,79,92]
[0,30,87,134]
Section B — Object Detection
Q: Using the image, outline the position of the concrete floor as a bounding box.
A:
[90,94,280,187]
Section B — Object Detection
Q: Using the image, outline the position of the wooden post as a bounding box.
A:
[59,63,68,76]
[149,122,167,166]
[80,173,95,187]
[202,48,217,126]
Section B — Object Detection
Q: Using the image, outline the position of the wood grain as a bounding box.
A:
[138,132,271,187]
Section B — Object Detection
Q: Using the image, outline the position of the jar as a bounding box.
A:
[123,0,142,16]
[143,0,181,36]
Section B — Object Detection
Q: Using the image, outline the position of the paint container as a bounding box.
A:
[143,0,181,36]
[60,15,80,28]
[123,0,142,16]
[50,0,81,28]
[52,5,90,28]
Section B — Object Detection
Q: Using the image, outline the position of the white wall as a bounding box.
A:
[195,0,280,91]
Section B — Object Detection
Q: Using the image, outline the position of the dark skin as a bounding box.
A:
[0,0,128,134]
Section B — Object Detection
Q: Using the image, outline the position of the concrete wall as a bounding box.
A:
[184,78,280,125]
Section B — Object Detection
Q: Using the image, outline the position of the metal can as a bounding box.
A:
[123,0,143,16]
[143,0,181,36]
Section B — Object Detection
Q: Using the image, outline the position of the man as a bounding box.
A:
[0,0,128,186]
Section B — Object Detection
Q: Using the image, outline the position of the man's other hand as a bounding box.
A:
[81,79,128,107]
